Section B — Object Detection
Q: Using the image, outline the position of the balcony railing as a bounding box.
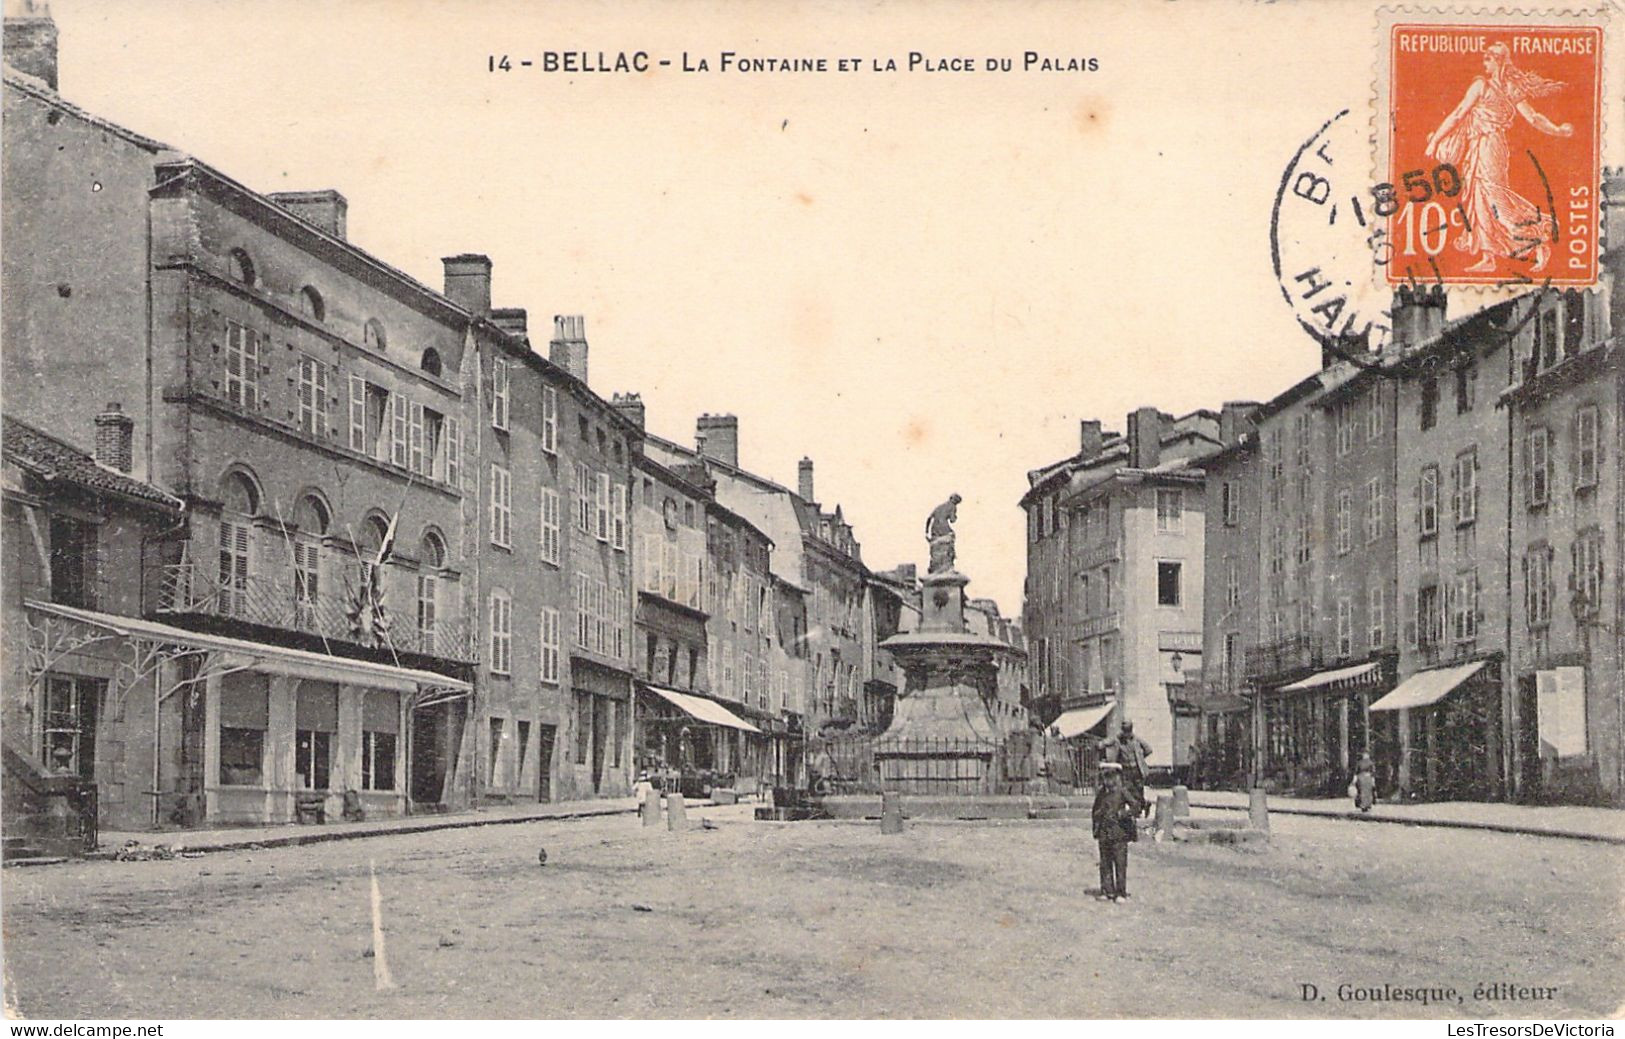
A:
[1243,634,1322,680]
[155,560,476,663]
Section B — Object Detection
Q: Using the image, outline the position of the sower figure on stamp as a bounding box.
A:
[1424,41,1573,274]
[1092,762,1137,903]
[926,493,961,574]
[1104,721,1153,818]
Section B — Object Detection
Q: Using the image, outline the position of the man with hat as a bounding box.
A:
[1091,761,1137,902]
[1104,720,1153,818]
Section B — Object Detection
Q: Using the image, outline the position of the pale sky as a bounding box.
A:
[41,0,1615,610]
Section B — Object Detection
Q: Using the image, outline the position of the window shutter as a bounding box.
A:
[612,484,627,550]
[445,418,461,488]
[390,394,408,467]
[349,375,367,451]
[596,472,610,541]
[408,402,425,474]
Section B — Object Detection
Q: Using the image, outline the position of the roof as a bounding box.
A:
[3,417,183,510]
[4,69,173,153]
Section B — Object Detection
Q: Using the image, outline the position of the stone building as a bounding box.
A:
[1021,408,1220,772]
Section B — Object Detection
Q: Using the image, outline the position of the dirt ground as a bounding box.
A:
[3,806,1621,1019]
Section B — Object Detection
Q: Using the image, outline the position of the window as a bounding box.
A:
[489,718,505,785]
[298,285,325,322]
[576,463,594,533]
[540,608,561,684]
[596,472,611,542]
[539,487,561,566]
[41,675,100,778]
[1223,633,1240,687]
[293,538,320,629]
[1155,489,1182,533]
[1366,386,1383,441]
[491,358,510,431]
[1334,490,1352,554]
[48,514,96,609]
[444,418,461,487]
[217,518,252,618]
[1295,508,1311,565]
[1563,290,1586,356]
[364,318,387,351]
[1364,477,1383,545]
[295,682,337,791]
[1335,404,1354,457]
[489,591,512,674]
[227,248,256,286]
[1575,406,1600,489]
[541,386,559,454]
[489,464,511,548]
[1417,584,1443,648]
[362,729,396,791]
[1523,545,1554,627]
[218,672,268,786]
[1539,309,1558,370]
[1454,364,1476,414]
[416,573,437,651]
[297,356,329,437]
[1419,376,1438,431]
[1526,427,1550,507]
[1221,481,1239,526]
[1156,561,1182,607]
[575,573,592,647]
[1452,570,1478,643]
[611,483,627,551]
[1419,465,1439,537]
[1225,559,1240,609]
[389,394,409,468]
[1571,532,1604,616]
[224,321,261,410]
[1452,449,1477,526]
[420,348,442,377]
[1335,597,1352,657]
[1368,584,1385,649]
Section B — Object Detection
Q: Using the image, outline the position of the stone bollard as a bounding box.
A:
[1153,794,1172,838]
[1248,788,1269,832]
[880,791,904,834]
[1171,785,1190,818]
[640,786,661,827]
[666,792,688,832]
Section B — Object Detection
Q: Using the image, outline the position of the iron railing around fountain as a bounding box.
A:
[818,732,1100,795]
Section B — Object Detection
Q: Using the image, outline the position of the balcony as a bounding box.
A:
[1244,634,1322,681]
[155,559,476,663]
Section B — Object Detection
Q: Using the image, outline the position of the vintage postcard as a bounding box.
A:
[1,0,1622,1028]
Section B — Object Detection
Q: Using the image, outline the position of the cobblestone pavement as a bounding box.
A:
[3,806,1620,1019]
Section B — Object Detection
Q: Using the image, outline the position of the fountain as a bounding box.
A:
[874,494,1021,793]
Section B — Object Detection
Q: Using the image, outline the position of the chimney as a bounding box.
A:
[1126,406,1163,470]
[1079,419,1103,458]
[1219,401,1260,447]
[1390,283,1447,353]
[441,254,492,317]
[4,1,57,90]
[94,402,133,474]
[491,307,528,342]
[268,190,348,240]
[550,314,588,383]
[611,392,646,431]
[696,414,739,468]
[892,563,917,585]
[797,456,815,502]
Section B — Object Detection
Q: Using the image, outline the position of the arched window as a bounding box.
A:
[364,319,387,351]
[420,530,446,569]
[299,286,325,322]
[293,493,330,535]
[357,513,391,560]
[227,248,256,287]
[420,348,443,378]
[219,470,261,516]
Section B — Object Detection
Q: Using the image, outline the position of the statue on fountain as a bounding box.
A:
[925,493,962,574]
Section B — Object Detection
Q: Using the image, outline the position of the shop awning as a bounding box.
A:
[1051,702,1114,739]
[24,600,471,696]
[1279,661,1382,692]
[642,685,761,733]
[1368,660,1487,713]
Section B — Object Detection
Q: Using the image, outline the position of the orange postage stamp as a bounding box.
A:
[1376,11,1606,287]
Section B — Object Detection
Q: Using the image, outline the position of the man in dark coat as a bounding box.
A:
[1104,721,1153,817]
[1092,762,1138,902]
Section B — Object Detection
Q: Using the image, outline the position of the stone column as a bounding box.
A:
[267,676,299,823]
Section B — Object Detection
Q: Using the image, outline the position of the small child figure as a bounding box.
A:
[1353,753,1376,813]
[1092,762,1138,903]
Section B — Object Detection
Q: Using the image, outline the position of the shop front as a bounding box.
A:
[1256,660,1387,797]
[636,684,761,797]
[1370,657,1504,802]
